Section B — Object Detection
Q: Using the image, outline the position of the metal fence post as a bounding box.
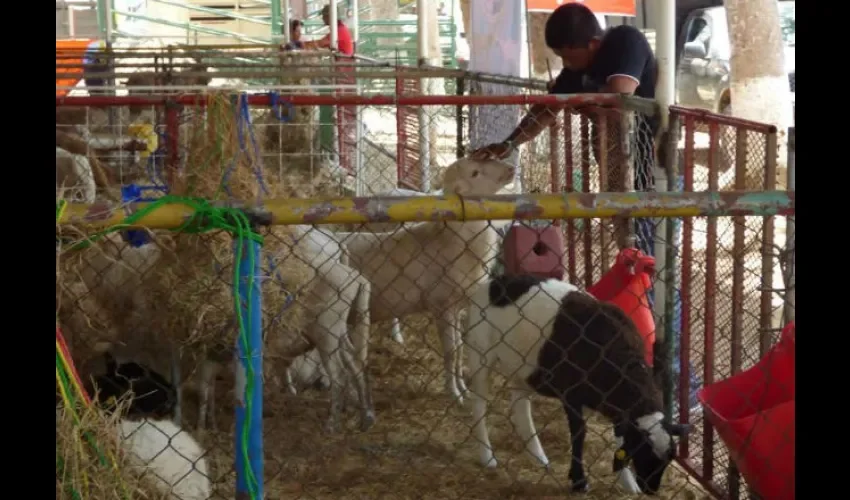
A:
[783,127,795,324]
[235,232,264,500]
[658,113,680,422]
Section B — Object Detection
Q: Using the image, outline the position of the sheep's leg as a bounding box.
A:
[436,310,463,405]
[285,367,298,395]
[315,323,347,434]
[509,390,550,468]
[339,342,375,431]
[348,280,375,430]
[170,347,183,426]
[390,318,404,344]
[469,351,496,468]
[198,359,218,431]
[452,311,468,397]
[563,398,590,493]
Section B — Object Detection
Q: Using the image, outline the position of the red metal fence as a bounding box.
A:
[670,105,788,499]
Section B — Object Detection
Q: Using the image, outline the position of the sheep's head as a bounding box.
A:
[441,158,515,195]
[88,354,177,420]
[615,412,691,495]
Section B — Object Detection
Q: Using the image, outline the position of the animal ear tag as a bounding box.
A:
[613,448,630,471]
[613,449,641,494]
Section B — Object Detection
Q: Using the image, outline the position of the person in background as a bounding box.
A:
[302,4,354,55]
[471,3,703,414]
[83,40,108,95]
[283,19,305,51]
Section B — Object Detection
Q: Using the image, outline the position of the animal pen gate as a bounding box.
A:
[667,106,794,499]
[56,91,793,499]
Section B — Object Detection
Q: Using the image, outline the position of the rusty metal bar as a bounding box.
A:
[549,114,562,228]
[598,112,609,273]
[760,130,779,356]
[730,129,748,375]
[580,115,594,289]
[56,93,659,116]
[668,105,778,133]
[679,115,696,459]
[784,128,796,324]
[58,191,795,230]
[727,126,749,500]
[619,109,636,250]
[564,111,577,282]
[702,121,720,480]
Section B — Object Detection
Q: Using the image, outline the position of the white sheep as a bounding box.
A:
[331,157,515,405]
[196,222,374,433]
[56,147,96,203]
[87,354,211,500]
[67,222,373,433]
[465,274,691,495]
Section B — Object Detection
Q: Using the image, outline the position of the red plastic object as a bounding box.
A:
[698,322,796,500]
[587,248,656,366]
[503,225,565,280]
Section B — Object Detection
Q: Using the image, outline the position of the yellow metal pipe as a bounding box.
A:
[58,192,794,231]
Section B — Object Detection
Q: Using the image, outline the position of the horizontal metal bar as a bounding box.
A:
[112,9,270,44]
[670,105,778,133]
[58,191,795,230]
[57,84,359,92]
[56,93,654,114]
[150,0,272,25]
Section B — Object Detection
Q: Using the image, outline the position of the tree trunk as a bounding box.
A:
[725,0,791,188]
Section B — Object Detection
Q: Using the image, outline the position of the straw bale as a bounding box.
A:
[55,405,162,500]
[57,91,341,392]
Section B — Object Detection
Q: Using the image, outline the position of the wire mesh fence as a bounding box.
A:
[57,189,793,500]
[56,86,793,500]
[667,107,792,499]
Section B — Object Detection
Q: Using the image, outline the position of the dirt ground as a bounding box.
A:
[185,315,710,500]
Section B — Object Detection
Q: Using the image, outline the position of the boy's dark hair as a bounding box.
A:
[545,3,604,50]
[291,19,303,30]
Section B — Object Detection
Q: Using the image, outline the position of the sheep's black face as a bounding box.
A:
[630,436,674,494]
[619,416,691,495]
[91,362,177,419]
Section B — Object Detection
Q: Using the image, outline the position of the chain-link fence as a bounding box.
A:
[56,87,794,500]
[666,107,793,500]
[57,188,792,500]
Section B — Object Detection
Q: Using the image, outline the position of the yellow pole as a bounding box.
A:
[57,192,794,230]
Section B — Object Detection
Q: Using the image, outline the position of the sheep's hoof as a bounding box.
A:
[570,479,590,493]
[359,412,376,432]
[480,456,498,469]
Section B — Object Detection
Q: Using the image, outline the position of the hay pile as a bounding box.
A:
[57,90,339,392]
[255,51,340,194]
[56,404,166,500]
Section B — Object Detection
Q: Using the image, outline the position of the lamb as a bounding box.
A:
[85,353,211,500]
[465,275,691,495]
[332,158,515,405]
[56,147,96,203]
[285,158,514,407]
[197,223,374,433]
[66,221,372,433]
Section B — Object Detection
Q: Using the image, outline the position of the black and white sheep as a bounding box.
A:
[85,353,212,500]
[465,275,690,495]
